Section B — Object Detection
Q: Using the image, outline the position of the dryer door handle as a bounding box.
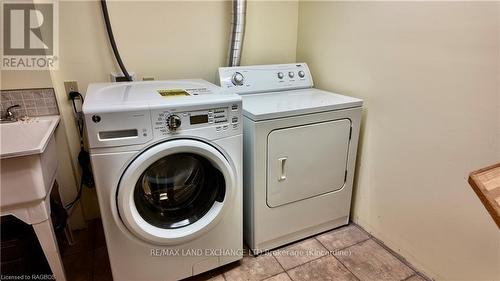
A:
[278,157,287,181]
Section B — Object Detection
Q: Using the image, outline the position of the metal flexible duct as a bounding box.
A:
[228,0,247,66]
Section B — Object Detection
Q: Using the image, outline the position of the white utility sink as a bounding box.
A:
[0,115,60,209]
[0,115,67,281]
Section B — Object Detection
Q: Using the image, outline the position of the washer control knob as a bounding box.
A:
[298,70,305,78]
[231,72,245,86]
[277,72,284,79]
[166,114,181,131]
[288,71,295,78]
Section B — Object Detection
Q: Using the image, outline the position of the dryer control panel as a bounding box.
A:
[151,102,241,138]
[218,63,314,95]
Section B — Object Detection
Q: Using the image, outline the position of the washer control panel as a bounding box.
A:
[218,63,313,95]
[152,103,241,137]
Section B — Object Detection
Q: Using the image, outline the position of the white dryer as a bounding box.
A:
[218,63,363,252]
[83,80,243,281]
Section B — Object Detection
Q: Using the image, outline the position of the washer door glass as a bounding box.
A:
[134,153,225,229]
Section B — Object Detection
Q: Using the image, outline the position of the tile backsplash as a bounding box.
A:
[0,88,59,117]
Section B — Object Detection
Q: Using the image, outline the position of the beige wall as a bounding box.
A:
[1,71,52,89]
[39,0,298,219]
[242,0,298,65]
[297,2,500,280]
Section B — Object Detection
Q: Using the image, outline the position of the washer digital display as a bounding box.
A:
[190,115,209,125]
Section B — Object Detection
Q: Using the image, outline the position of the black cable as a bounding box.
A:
[69,91,85,147]
[65,92,94,209]
[65,178,83,209]
[100,0,132,82]
[69,91,84,102]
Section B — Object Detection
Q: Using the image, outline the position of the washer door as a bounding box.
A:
[117,139,235,245]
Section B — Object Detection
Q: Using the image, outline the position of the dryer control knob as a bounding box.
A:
[167,115,181,131]
[231,72,245,86]
[298,70,305,78]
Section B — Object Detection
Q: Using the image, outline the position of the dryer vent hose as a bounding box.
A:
[228,0,247,67]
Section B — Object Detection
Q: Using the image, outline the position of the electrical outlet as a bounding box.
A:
[64,81,79,98]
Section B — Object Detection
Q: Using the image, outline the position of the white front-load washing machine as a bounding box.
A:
[218,63,363,253]
[82,80,243,281]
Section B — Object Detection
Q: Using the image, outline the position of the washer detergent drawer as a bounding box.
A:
[266,119,351,207]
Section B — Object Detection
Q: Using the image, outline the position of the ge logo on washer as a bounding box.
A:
[92,115,101,123]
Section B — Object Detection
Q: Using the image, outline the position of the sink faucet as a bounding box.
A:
[0,104,20,123]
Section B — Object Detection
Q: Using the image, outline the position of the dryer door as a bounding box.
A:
[267,119,351,207]
[117,139,236,245]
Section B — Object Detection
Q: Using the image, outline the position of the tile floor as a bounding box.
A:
[61,220,429,281]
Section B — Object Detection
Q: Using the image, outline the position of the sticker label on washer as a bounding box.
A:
[184,87,212,95]
[157,89,190,97]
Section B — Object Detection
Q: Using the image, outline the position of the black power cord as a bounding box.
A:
[64,178,83,210]
[65,92,94,210]
[100,0,132,82]
[69,91,84,146]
